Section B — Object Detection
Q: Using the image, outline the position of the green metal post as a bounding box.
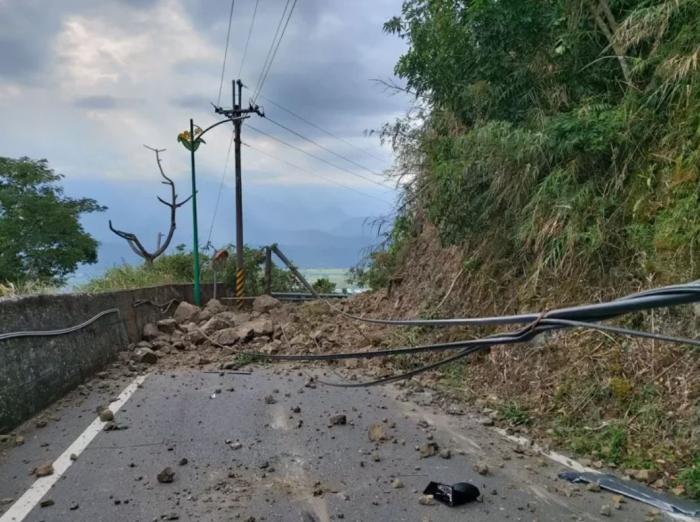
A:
[189,118,202,305]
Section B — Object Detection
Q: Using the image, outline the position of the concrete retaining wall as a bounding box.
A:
[0,283,233,433]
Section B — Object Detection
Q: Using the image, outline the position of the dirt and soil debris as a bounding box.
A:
[13,260,692,507]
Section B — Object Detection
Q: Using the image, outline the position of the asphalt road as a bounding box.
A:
[0,366,679,521]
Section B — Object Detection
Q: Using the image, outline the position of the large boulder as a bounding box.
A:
[201,316,232,335]
[142,323,160,341]
[212,327,241,346]
[156,318,178,334]
[173,301,201,324]
[215,311,243,324]
[247,318,274,337]
[252,295,281,314]
[205,298,227,315]
[134,347,158,364]
[185,329,206,345]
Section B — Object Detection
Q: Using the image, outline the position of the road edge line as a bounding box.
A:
[0,373,149,522]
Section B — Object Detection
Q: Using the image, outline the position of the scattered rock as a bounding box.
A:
[392,479,404,489]
[134,347,158,364]
[157,318,178,334]
[446,404,465,415]
[586,482,601,492]
[419,442,439,458]
[479,417,495,426]
[39,499,54,508]
[201,316,232,335]
[261,340,282,355]
[600,504,612,517]
[205,298,227,315]
[34,418,47,428]
[69,502,79,511]
[418,495,435,506]
[98,408,114,422]
[173,301,200,324]
[34,463,54,477]
[611,495,625,506]
[368,423,387,442]
[179,457,188,466]
[473,462,489,475]
[157,467,175,483]
[246,318,274,338]
[633,469,658,483]
[330,414,347,426]
[264,394,277,405]
[212,327,242,346]
[142,323,160,340]
[439,449,451,459]
[252,294,281,313]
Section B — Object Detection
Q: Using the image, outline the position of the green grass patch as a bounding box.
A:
[499,401,532,426]
[679,457,700,499]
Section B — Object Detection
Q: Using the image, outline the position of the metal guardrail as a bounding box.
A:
[271,292,348,301]
[221,292,348,303]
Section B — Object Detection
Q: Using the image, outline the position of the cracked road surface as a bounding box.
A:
[0,366,671,521]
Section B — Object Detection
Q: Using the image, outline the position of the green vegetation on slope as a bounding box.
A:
[363,0,700,291]
[361,0,700,498]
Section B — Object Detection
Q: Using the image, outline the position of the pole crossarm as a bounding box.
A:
[197,115,250,140]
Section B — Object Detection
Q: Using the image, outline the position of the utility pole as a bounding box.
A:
[214,79,264,297]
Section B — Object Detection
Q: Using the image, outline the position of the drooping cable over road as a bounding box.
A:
[246,280,700,386]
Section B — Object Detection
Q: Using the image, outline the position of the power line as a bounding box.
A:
[251,0,290,100]
[253,0,297,101]
[217,0,236,106]
[258,93,388,163]
[242,140,392,204]
[252,0,297,102]
[263,114,385,177]
[206,129,235,248]
[245,123,395,189]
[238,0,260,78]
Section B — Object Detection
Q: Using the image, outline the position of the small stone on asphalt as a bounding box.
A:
[157,467,175,483]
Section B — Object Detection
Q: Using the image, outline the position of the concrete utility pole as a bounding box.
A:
[214,79,264,297]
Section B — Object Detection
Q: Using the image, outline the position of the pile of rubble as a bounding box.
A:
[124,295,290,371]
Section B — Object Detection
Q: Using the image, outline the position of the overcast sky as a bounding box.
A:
[0,0,410,270]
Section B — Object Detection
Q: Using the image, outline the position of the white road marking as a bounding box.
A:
[0,373,149,522]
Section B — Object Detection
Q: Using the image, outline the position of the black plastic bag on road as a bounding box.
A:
[423,481,480,507]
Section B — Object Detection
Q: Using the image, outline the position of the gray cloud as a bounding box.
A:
[169,94,212,110]
[0,37,41,78]
[73,95,140,110]
[1,0,408,268]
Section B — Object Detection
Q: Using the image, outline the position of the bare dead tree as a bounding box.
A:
[109,146,192,264]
